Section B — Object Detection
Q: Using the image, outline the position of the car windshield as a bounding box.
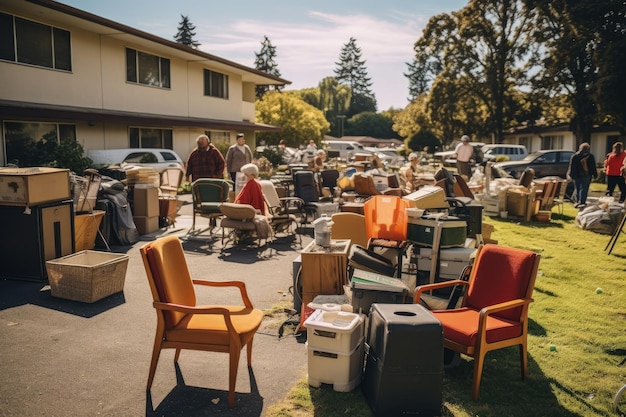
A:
[521,152,541,162]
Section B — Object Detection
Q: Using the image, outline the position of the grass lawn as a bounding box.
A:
[268,189,626,417]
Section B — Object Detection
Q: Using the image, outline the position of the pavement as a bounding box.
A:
[0,193,315,417]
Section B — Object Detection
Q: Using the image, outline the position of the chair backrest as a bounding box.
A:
[465,245,540,322]
[453,174,475,199]
[320,169,340,189]
[219,202,257,220]
[331,212,369,247]
[192,179,229,208]
[259,180,281,210]
[160,168,184,191]
[364,195,409,241]
[354,173,380,196]
[518,168,535,188]
[293,171,319,203]
[141,236,196,328]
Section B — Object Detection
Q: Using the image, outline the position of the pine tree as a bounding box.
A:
[334,37,377,115]
[254,36,282,99]
[174,15,200,48]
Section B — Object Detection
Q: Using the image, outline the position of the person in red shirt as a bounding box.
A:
[185,134,225,182]
[604,142,626,203]
[234,163,265,213]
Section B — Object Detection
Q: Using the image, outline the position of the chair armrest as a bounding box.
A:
[280,197,304,207]
[153,302,238,336]
[414,280,469,303]
[192,279,255,308]
[477,298,534,336]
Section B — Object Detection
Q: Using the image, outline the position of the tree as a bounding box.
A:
[407,1,536,143]
[255,91,329,147]
[334,37,377,116]
[344,112,400,139]
[317,77,352,135]
[254,36,282,99]
[174,15,199,48]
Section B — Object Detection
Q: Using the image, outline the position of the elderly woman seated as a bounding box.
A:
[234,163,265,214]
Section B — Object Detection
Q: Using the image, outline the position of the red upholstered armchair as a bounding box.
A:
[414,244,541,399]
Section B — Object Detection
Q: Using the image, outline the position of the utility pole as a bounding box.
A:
[336,115,346,138]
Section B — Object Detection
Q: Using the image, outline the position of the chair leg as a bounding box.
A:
[519,342,528,380]
[246,336,254,366]
[147,341,163,390]
[472,350,487,400]
[174,348,182,362]
[228,348,242,408]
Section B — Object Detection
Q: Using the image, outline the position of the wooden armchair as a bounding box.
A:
[413,244,541,399]
[140,235,264,408]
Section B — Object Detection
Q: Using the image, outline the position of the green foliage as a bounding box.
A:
[18,135,92,174]
[409,130,442,153]
[173,15,199,48]
[334,37,377,116]
[255,147,283,168]
[255,91,330,146]
[254,36,282,99]
[344,112,400,139]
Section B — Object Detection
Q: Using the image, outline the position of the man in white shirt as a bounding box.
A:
[454,135,474,178]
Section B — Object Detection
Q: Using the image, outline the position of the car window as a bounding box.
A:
[559,151,575,162]
[536,152,557,163]
[160,151,177,161]
[124,152,157,163]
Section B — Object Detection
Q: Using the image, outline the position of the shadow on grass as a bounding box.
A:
[147,363,263,417]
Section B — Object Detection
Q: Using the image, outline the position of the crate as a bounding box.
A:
[535,210,551,222]
[0,167,70,206]
[46,250,129,303]
[306,338,364,392]
[304,310,365,352]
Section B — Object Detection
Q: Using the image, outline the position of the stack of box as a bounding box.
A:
[132,186,159,234]
[304,309,365,392]
[362,304,443,416]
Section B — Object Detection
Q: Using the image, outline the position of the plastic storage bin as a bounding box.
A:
[363,303,443,416]
[307,338,365,392]
[304,310,365,352]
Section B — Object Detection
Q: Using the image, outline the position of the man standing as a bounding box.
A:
[567,142,597,208]
[185,134,225,182]
[225,133,253,183]
[454,135,474,178]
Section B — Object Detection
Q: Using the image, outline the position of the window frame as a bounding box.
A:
[125,47,171,89]
[129,127,173,149]
[0,12,72,71]
[203,68,229,99]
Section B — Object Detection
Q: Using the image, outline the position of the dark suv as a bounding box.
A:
[492,149,575,179]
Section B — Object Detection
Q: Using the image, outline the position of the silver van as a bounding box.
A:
[87,148,185,172]
[323,140,372,159]
[481,144,528,162]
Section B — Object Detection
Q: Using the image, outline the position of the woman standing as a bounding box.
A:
[604,142,626,204]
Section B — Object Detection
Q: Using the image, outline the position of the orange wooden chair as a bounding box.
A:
[140,235,264,408]
[414,244,541,399]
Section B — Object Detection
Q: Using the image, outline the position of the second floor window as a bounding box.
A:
[126,48,170,88]
[0,12,71,71]
[204,69,229,99]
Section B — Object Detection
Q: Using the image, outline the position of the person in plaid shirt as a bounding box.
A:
[185,134,225,182]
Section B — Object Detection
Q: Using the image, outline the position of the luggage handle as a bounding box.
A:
[313,329,337,339]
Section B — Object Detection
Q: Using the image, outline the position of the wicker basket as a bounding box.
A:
[46,251,129,303]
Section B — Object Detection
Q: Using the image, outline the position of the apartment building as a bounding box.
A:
[0,0,290,165]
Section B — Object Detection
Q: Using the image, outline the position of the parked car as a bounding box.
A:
[87,148,185,172]
[492,149,575,179]
[481,144,528,163]
[323,140,372,160]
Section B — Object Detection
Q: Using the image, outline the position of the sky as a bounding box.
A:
[61,0,468,111]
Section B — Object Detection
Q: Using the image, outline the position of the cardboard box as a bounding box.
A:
[506,189,530,217]
[74,210,105,251]
[0,167,70,206]
[133,215,159,235]
[403,186,448,209]
[133,187,159,217]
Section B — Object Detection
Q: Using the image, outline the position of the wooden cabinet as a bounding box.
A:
[300,239,350,307]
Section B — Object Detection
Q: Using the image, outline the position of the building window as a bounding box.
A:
[203,69,229,98]
[129,127,173,149]
[126,48,170,88]
[519,136,531,152]
[205,131,230,144]
[541,135,563,150]
[0,12,72,71]
[3,121,76,165]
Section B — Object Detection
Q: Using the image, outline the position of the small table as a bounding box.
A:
[300,239,350,309]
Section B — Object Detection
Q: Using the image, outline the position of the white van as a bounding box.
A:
[323,140,372,159]
[481,144,528,162]
[87,148,185,172]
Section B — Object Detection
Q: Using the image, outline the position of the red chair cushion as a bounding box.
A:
[434,308,523,345]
